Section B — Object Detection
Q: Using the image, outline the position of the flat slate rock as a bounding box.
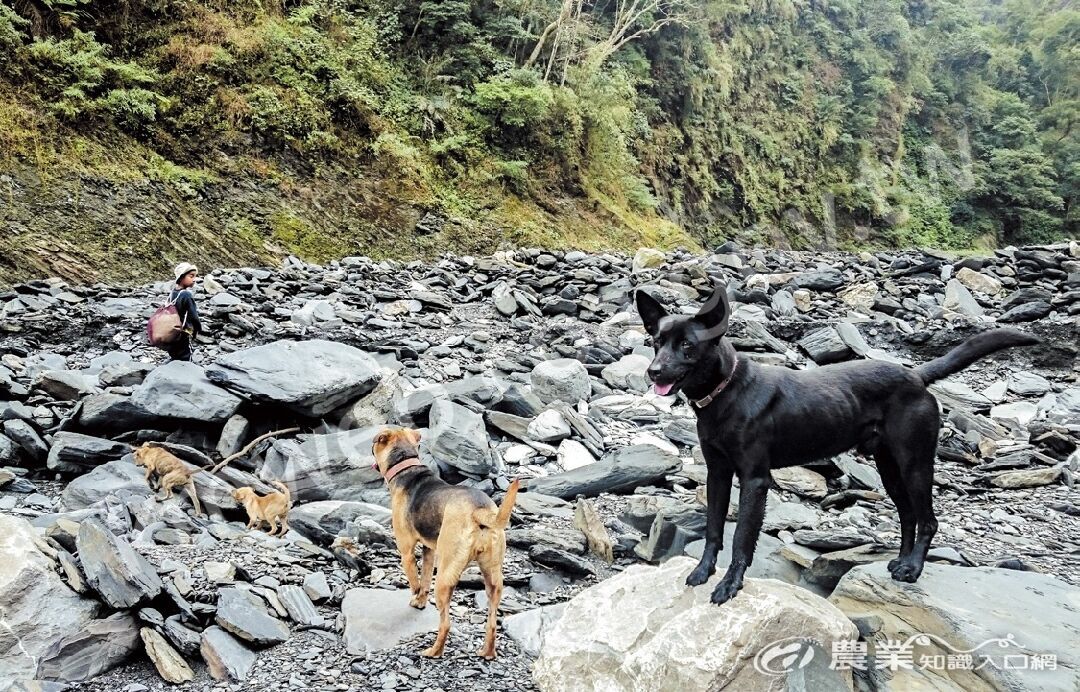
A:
[46,432,130,473]
[341,588,439,654]
[526,444,681,499]
[214,587,290,647]
[206,339,382,417]
[131,361,241,423]
[77,517,163,609]
[201,625,257,682]
[36,613,140,683]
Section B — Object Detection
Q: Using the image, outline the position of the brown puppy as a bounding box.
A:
[132,443,203,516]
[232,481,292,535]
[372,427,519,660]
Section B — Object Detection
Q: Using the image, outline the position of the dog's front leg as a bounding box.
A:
[412,546,434,609]
[711,474,769,605]
[687,462,734,587]
[396,537,422,605]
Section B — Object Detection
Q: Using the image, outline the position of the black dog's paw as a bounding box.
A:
[686,563,714,587]
[709,577,743,605]
[887,558,901,571]
[889,560,922,583]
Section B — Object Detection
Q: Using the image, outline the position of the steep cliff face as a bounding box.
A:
[0,0,1074,283]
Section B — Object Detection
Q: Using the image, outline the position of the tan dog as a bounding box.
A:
[132,443,203,516]
[232,481,292,535]
[372,427,519,660]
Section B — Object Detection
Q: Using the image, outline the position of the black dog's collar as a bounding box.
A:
[692,355,739,409]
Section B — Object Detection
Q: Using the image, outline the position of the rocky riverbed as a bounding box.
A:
[1,242,1078,691]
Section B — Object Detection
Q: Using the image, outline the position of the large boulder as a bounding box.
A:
[76,517,163,609]
[46,432,130,474]
[533,556,857,691]
[831,562,1080,691]
[206,340,382,417]
[131,361,241,423]
[61,459,152,510]
[526,445,681,499]
[422,399,495,478]
[36,613,140,682]
[0,516,100,681]
[77,393,158,432]
[260,428,384,504]
[341,588,439,654]
[531,359,591,405]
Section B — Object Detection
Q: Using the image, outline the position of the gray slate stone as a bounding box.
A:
[2,419,47,461]
[206,339,382,417]
[62,459,152,510]
[77,517,163,609]
[342,588,439,654]
[0,515,101,681]
[214,587,290,646]
[36,613,140,683]
[277,585,321,626]
[46,432,130,473]
[526,445,681,499]
[831,562,1080,691]
[131,361,241,423]
[422,399,495,478]
[201,625,256,682]
[77,393,158,431]
[531,359,590,404]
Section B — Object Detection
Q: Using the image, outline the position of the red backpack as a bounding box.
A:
[146,292,188,347]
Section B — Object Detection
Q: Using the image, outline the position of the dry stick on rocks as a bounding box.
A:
[208,427,301,474]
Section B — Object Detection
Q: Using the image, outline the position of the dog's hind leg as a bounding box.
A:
[423,538,470,658]
[874,449,916,572]
[884,397,940,583]
[185,478,203,517]
[476,541,506,659]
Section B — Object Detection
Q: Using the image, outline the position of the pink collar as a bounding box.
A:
[692,356,739,409]
[381,458,425,483]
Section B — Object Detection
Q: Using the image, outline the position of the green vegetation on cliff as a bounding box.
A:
[0,0,1075,279]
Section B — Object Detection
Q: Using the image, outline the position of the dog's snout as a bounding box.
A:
[647,362,663,381]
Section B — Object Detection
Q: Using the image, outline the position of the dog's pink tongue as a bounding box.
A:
[654,383,674,396]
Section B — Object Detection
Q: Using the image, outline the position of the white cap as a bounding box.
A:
[174,262,198,282]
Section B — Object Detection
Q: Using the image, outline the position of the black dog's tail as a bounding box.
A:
[915,329,1040,384]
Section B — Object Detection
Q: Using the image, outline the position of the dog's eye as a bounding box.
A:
[681,340,693,352]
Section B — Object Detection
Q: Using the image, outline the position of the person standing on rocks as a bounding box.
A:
[167,262,203,362]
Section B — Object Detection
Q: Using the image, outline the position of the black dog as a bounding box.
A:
[636,282,1038,605]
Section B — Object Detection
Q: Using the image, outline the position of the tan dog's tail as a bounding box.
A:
[475,479,519,530]
[270,480,292,506]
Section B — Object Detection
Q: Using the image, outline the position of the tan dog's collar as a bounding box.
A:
[382,458,425,483]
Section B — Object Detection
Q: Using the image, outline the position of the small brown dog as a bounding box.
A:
[372,427,519,660]
[232,481,292,536]
[132,443,203,516]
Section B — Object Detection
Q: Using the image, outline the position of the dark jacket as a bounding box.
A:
[168,288,202,336]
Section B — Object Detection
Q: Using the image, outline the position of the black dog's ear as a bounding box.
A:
[635,289,667,337]
[695,280,730,336]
